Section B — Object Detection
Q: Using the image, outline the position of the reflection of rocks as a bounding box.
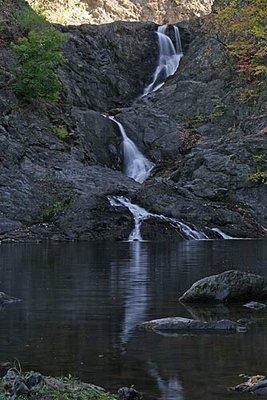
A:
[148,363,184,400]
[141,317,241,333]
[181,302,257,323]
[179,270,267,303]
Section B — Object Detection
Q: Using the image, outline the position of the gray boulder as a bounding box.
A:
[179,270,267,303]
[141,317,240,333]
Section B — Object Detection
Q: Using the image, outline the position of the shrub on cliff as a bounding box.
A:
[13,27,67,102]
[215,0,267,79]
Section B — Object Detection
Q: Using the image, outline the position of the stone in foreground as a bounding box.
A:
[118,387,141,399]
[179,270,267,303]
[141,317,241,333]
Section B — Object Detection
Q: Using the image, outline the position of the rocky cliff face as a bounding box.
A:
[0,1,266,241]
[27,0,213,25]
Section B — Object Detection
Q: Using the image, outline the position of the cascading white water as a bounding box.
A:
[212,228,234,239]
[106,27,229,241]
[108,196,208,241]
[142,24,183,97]
[109,116,154,184]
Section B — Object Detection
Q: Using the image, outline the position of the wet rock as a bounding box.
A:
[3,369,18,382]
[141,317,241,333]
[25,372,43,389]
[0,292,22,305]
[0,363,12,378]
[141,216,184,240]
[233,375,267,396]
[179,270,267,303]
[118,387,141,400]
[244,301,266,310]
[13,377,29,396]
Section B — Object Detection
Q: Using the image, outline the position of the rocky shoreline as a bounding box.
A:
[0,368,120,400]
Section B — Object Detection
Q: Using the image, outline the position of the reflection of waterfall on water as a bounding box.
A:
[149,363,185,400]
[142,25,183,97]
[108,196,208,241]
[120,242,149,344]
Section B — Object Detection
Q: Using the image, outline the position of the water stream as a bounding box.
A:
[108,196,208,241]
[109,116,154,184]
[142,25,183,97]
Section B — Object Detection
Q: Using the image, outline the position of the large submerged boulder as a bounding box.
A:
[179,270,267,303]
[141,317,240,333]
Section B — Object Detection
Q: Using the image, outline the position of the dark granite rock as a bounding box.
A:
[179,270,267,303]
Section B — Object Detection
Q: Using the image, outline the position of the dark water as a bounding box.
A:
[0,239,266,399]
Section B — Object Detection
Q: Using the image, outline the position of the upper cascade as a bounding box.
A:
[142,25,183,97]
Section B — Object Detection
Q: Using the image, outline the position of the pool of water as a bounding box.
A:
[0,239,266,399]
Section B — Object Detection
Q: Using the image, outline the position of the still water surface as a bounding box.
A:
[0,240,266,399]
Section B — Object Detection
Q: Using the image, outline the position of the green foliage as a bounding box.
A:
[43,200,69,221]
[53,125,69,141]
[0,371,117,400]
[238,86,261,104]
[253,153,266,165]
[248,153,267,185]
[37,376,118,400]
[215,0,267,79]
[186,109,224,128]
[248,171,267,185]
[12,28,67,102]
[186,113,208,128]
[16,5,48,32]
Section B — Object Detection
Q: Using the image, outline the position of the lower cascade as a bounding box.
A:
[108,196,208,241]
[142,24,183,97]
[109,116,154,184]
[212,228,234,240]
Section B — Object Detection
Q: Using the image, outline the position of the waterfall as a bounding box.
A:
[109,116,154,184]
[142,25,183,97]
[211,228,234,239]
[108,196,208,241]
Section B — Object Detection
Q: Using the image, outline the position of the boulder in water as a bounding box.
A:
[179,270,267,303]
[141,317,241,333]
